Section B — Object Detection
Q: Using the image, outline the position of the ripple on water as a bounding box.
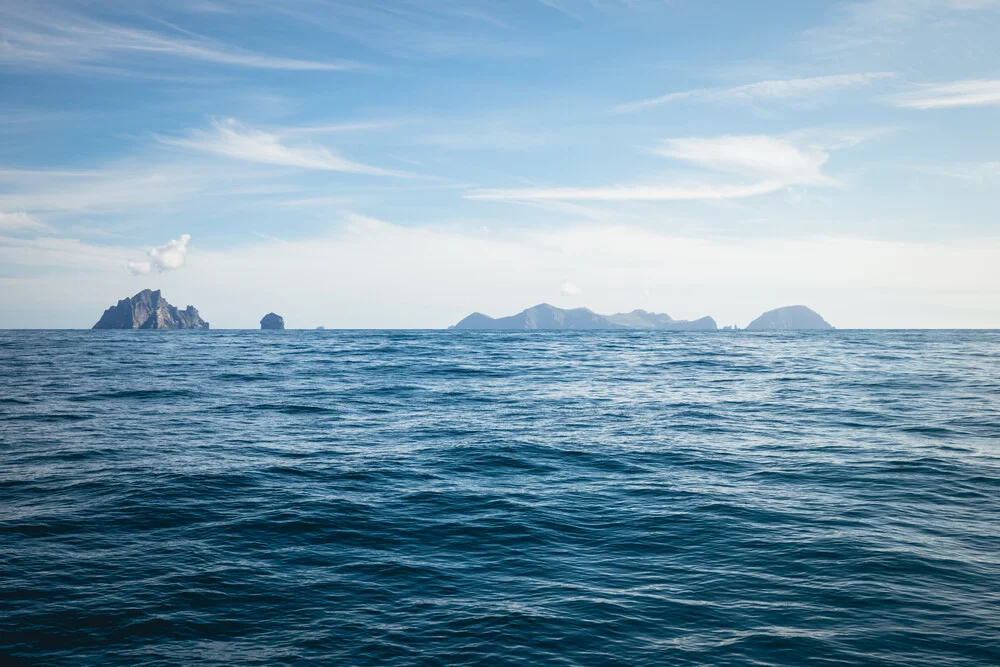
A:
[1,329,999,666]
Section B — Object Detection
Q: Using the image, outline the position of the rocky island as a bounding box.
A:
[93,289,209,329]
[451,304,717,330]
[260,313,285,330]
[746,305,833,330]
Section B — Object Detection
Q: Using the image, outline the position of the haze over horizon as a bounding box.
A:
[1,0,999,329]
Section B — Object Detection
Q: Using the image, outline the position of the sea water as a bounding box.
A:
[2,330,999,665]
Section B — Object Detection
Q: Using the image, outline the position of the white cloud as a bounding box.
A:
[886,79,1000,109]
[614,72,894,113]
[127,234,191,275]
[652,135,837,187]
[467,134,839,203]
[0,211,50,233]
[161,119,409,176]
[560,281,581,296]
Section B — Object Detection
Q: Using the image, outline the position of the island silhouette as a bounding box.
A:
[92,290,834,330]
[451,303,833,330]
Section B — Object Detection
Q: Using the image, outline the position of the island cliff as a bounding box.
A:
[92,289,209,329]
[451,304,717,330]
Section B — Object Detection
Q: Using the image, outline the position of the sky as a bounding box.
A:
[1,0,998,329]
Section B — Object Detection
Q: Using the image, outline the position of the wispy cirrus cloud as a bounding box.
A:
[160,119,410,177]
[886,79,1000,109]
[466,134,840,203]
[614,72,895,113]
[801,0,1000,62]
[0,211,51,233]
[651,135,837,187]
[277,120,410,138]
[467,181,786,203]
[0,0,360,74]
[911,161,1000,183]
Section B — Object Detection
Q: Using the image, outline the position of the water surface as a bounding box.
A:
[2,330,999,665]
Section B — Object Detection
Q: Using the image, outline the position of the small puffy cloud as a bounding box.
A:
[0,211,50,233]
[560,281,581,296]
[127,260,152,275]
[127,234,190,275]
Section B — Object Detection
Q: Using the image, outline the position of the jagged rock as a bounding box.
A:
[260,312,285,330]
[746,305,833,330]
[451,303,717,330]
[92,289,209,330]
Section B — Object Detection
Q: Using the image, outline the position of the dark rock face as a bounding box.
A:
[746,305,833,330]
[451,304,717,330]
[260,313,285,330]
[92,289,209,330]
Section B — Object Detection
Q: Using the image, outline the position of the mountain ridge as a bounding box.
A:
[451,303,718,330]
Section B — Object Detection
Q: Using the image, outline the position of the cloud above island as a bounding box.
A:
[127,234,191,275]
[560,281,581,296]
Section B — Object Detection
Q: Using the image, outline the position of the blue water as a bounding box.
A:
[2,330,999,666]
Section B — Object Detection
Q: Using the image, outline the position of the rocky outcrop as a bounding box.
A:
[93,289,209,329]
[746,305,833,330]
[451,304,717,330]
[260,313,285,330]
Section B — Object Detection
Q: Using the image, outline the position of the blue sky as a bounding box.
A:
[1,0,998,328]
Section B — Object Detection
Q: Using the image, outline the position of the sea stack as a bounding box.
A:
[260,313,285,330]
[92,289,209,329]
[746,305,833,330]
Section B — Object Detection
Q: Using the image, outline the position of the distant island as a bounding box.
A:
[745,305,833,331]
[90,290,833,331]
[260,313,285,330]
[451,303,833,331]
[451,304,717,330]
[93,289,209,329]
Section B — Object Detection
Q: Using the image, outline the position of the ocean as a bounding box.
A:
[2,330,999,666]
